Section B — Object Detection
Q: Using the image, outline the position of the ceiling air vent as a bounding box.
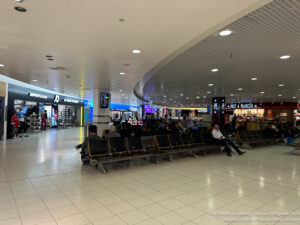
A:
[49,67,66,71]
[205,52,218,58]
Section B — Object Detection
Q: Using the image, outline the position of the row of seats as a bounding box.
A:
[284,127,300,138]
[236,130,276,147]
[87,132,222,173]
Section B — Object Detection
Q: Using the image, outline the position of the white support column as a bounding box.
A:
[92,90,111,136]
[3,82,8,140]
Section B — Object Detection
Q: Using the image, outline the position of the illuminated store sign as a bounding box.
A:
[226,103,259,109]
[145,108,155,113]
[110,103,140,111]
[197,108,208,113]
[54,95,60,103]
[129,107,138,111]
[144,104,156,114]
[84,99,93,107]
[64,99,79,104]
[28,93,48,99]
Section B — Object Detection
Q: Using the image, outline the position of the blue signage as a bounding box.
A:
[84,100,93,107]
[110,103,140,111]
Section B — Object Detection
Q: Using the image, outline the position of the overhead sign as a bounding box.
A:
[63,99,79,104]
[54,95,60,103]
[84,99,93,107]
[110,103,140,111]
[129,106,138,111]
[145,108,155,113]
[226,103,259,109]
[197,108,208,113]
[28,93,48,99]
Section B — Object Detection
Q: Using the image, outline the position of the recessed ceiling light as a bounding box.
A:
[207,91,211,94]
[122,94,125,96]
[119,90,123,92]
[260,92,265,94]
[211,68,219,72]
[251,78,258,81]
[278,94,282,97]
[14,0,24,2]
[280,55,290,60]
[180,93,184,96]
[14,6,26,12]
[186,97,190,100]
[237,88,243,91]
[203,96,207,98]
[208,83,214,86]
[196,96,200,99]
[0,64,4,67]
[125,96,128,99]
[278,84,284,87]
[120,72,125,75]
[32,80,37,82]
[219,30,232,36]
[132,49,141,54]
[163,96,167,98]
[292,96,296,99]
[230,94,234,96]
[170,99,173,101]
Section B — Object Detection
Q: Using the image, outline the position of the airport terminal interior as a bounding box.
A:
[1,0,300,224]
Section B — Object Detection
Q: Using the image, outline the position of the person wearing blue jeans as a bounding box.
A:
[212,124,245,156]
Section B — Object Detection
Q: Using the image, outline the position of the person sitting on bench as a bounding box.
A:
[76,125,102,164]
[212,124,245,157]
[104,125,121,139]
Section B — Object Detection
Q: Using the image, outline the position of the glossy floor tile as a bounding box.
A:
[1,128,300,225]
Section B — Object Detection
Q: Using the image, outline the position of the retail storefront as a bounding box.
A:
[7,83,84,138]
[110,103,141,124]
[294,104,300,126]
[226,102,297,130]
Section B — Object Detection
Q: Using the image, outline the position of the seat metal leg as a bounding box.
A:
[191,150,198,158]
[149,156,158,164]
[98,163,106,174]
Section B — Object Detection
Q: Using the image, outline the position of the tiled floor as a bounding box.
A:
[1,128,300,225]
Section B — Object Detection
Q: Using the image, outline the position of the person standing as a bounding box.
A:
[191,121,199,131]
[18,109,27,137]
[212,124,245,156]
[41,112,47,130]
[11,110,20,137]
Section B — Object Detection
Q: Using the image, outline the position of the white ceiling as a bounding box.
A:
[0,0,270,105]
[138,0,300,107]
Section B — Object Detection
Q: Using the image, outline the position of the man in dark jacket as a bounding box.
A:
[76,125,102,164]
